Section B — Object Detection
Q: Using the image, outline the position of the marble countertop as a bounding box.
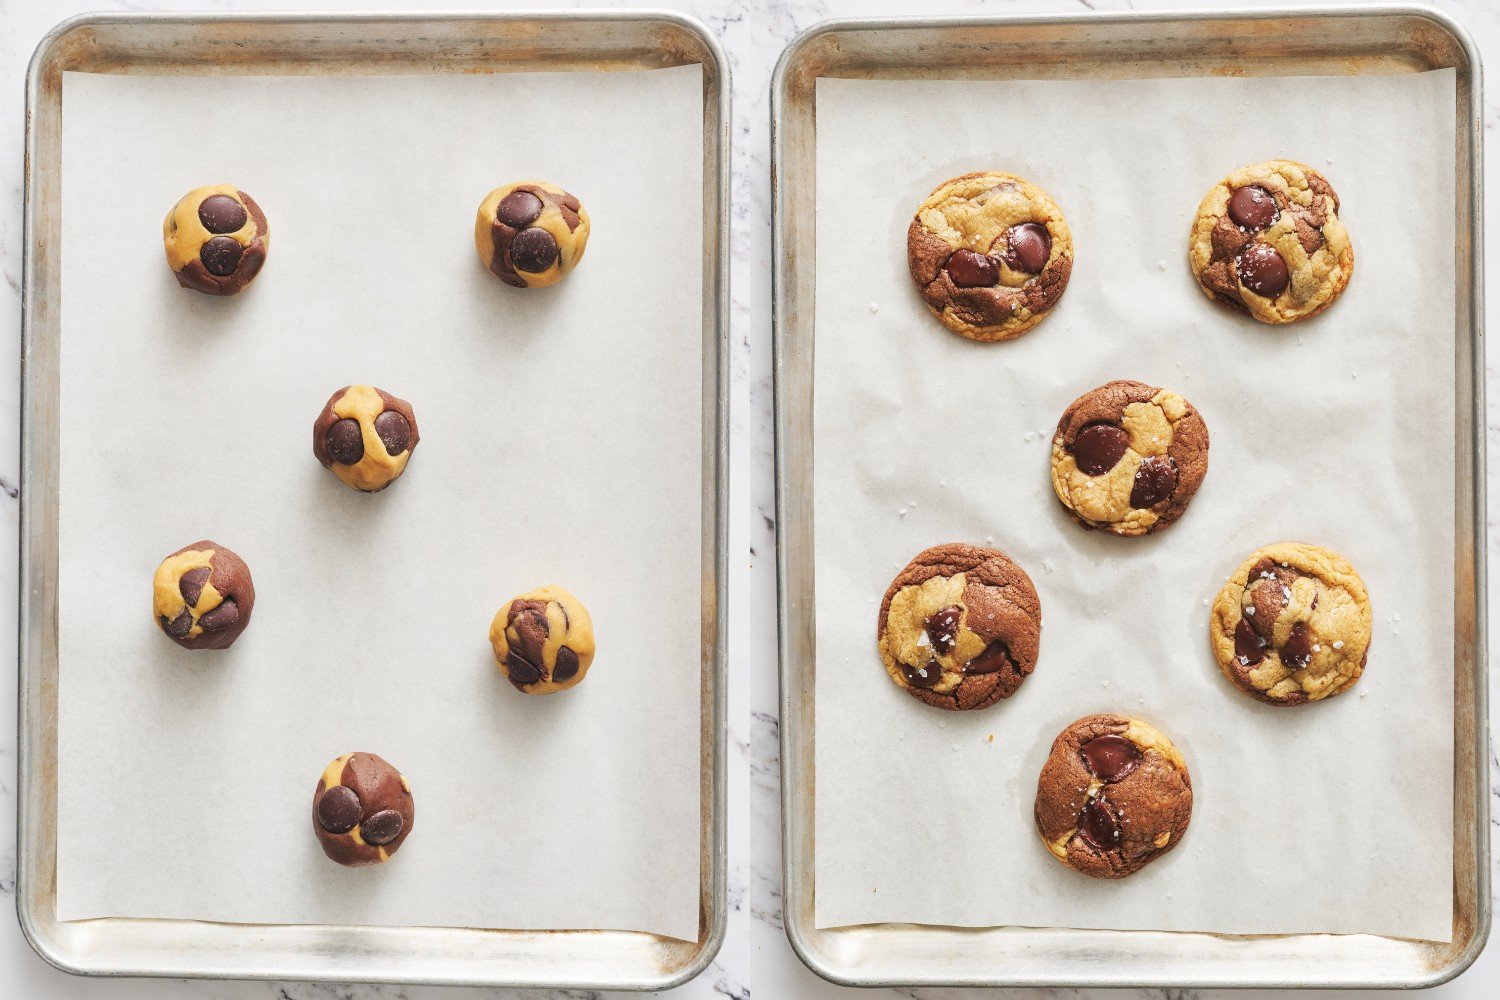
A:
[1,0,1495,997]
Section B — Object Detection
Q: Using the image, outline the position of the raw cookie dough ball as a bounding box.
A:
[1188,160,1353,323]
[1210,542,1372,705]
[474,181,590,288]
[489,585,596,694]
[312,752,415,867]
[1050,380,1209,537]
[162,185,269,295]
[1034,714,1193,879]
[152,540,255,650]
[876,543,1042,711]
[906,172,1073,342]
[312,385,420,493]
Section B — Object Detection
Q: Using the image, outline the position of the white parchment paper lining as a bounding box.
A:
[57,67,703,942]
[813,70,1456,941]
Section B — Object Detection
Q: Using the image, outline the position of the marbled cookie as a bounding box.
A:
[152,540,255,650]
[490,585,597,694]
[313,385,419,493]
[475,181,590,288]
[163,185,269,295]
[312,752,415,867]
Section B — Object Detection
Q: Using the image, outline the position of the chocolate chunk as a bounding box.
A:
[197,599,239,631]
[178,566,211,607]
[1234,617,1267,666]
[1282,621,1313,671]
[1129,457,1178,509]
[1227,185,1278,230]
[923,606,961,656]
[198,194,248,234]
[317,785,361,834]
[510,606,550,659]
[1078,794,1122,849]
[1001,223,1052,273]
[963,641,1013,675]
[1237,243,1289,296]
[944,249,999,288]
[497,190,543,228]
[553,646,580,682]
[509,227,559,273]
[200,236,244,277]
[1245,569,1294,640]
[325,418,364,466]
[1081,734,1141,782]
[506,651,542,685]
[373,410,411,456]
[163,609,193,638]
[901,659,942,689]
[361,808,404,846]
[1070,423,1130,476]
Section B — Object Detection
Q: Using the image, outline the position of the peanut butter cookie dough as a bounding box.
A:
[1189,160,1353,323]
[312,752,415,867]
[475,181,590,288]
[312,385,419,493]
[876,543,1041,712]
[163,185,268,295]
[1050,380,1209,537]
[490,585,597,694]
[906,172,1073,342]
[152,540,254,650]
[1210,542,1372,706]
[1034,714,1193,879]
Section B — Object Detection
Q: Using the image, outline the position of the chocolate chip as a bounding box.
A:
[506,651,542,685]
[1282,621,1313,671]
[553,646,580,682]
[197,599,238,631]
[1237,243,1289,296]
[923,606,961,656]
[163,609,193,638]
[325,418,364,465]
[178,566,211,607]
[360,809,404,846]
[200,236,244,277]
[944,249,999,288]
[373,410,411,456]
[317,785,361,834]
[1070,423,1130,476]
[1234,617,1267,666]
[901,659,942,689]
[1129,457,1178,509]
[1228,185,1278,230]
[963,641,1013,675]
[1001,223,1052,273]
[509,227,558,273]
[1246,569,1293,640]
[1078,794,1122,849]
[497,190,543,228]
[1080,735,1141,782]
[198,194,248,234]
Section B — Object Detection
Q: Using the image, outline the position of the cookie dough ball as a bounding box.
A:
[152,540,254,650]
[312,752,415,867]
[489,585,596,694]
[877,543,1041,711]
[312,385,419,493]
[1034,714,1193,879]
[1210,542,1371,705]
[1189,160,1353,323]
[162,185,269,295]
[474,181,590,288]
[906,172,1073,342]
[1050,380,1209,537]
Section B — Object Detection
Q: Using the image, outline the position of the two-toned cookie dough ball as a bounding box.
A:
[490,585,597,695]
[312,752,415,867]
[475,181,590,288]
[152,540,255,649]
[313,385,420,492]
[163,185,269,295]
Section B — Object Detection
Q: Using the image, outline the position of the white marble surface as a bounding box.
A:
[0,0,1495,996]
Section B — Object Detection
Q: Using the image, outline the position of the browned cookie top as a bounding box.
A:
[312,752,415,867]
[151,540,255,650]
[1034,714,1193,879]
[876,543,1041,711]
[162,185,269,296]
[312,385,419,493]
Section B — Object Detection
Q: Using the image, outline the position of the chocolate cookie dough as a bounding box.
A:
[162,185,269,295]
[490,585,597,694]
[312,752,415,867]
[475,181,590,288]
[1210,542,1372,705]
[1034,714,1193,879]
[312,385,419,493]
[1189,160,1353,323]
[906,172,1073,342]
[1050,380,1209,537]
[876,543,1042,711]
[152,540,254,650]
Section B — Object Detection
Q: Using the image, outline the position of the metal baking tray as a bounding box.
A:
[772,5,1486,989]
[18,9,728,991]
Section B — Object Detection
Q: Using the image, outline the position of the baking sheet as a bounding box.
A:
[812,69,1455,941]
[57,66,702,942]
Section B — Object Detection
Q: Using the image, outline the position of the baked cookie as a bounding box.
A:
[1188,160,1353,323]
[1210,542,1371,705]
[876,543,1041,711]
[1034,714,1193,879]
[312,385,419,493]
[474,181,590,288]
[1050,380,1209,537]
[906,172,1073,341]
[312,752,415,867]
[490,585,597,694]
[163,185,269,295]
[152,540,255,650]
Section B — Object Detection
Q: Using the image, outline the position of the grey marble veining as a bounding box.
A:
[0,0,1495,997]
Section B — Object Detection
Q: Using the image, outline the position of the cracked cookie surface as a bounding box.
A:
[906,172,1073,342]
[490,584,597,695]
[1210,542,1371,706]
[1189,160,1353,324]
[162,185,269,296]
[876,543,1041,711]
[152,540,255,650]
[1034,714,1193,879]
[1050,380,1209,537]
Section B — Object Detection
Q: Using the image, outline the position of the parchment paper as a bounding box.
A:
[813,70,1456,941]
[57,67,703,941]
